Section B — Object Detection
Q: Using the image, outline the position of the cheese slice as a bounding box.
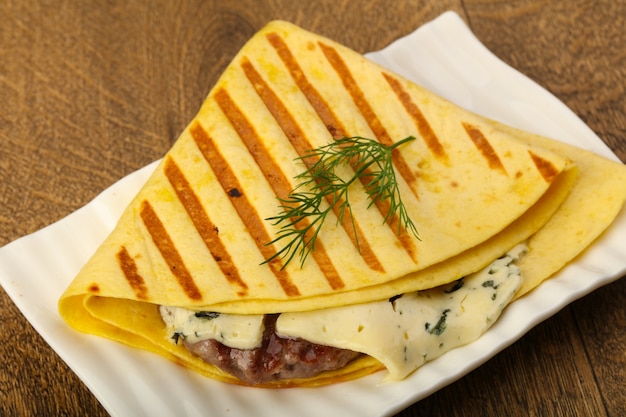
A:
[159,306,264,348]
[276,244,526,380]
[160,244,526,381]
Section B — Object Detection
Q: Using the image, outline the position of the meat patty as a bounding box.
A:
[184,314,361,385]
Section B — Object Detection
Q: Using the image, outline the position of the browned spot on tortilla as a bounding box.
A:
[87,283,100,294]
[383,73,447,161]
[164,157,249,297]
[462,122,507,175]
[266,33,347,139]
[528,150,559,182]
[116,246,148,300]
[140,200,203,301]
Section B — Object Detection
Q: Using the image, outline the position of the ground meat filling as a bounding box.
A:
[184,314,362,385]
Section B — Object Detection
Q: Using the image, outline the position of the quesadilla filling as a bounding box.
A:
[160,244,527,385]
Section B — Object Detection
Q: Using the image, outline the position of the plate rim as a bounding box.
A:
[1,10,625,417]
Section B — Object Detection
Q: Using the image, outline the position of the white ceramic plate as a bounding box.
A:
[1,11,625,417]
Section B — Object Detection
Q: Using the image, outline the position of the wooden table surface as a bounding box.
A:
[1,1,625,416]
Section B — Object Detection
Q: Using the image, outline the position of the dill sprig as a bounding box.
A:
[264,135,419,268]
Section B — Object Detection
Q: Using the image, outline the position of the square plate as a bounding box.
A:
[1,11,625,417]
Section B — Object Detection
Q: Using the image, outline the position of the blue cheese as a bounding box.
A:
[159,244,526,380]
[159,306,264,349]
[275,243,527,380]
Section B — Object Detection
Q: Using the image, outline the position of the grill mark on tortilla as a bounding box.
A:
[318,42,419,197]
[164,157,249,297]
[462,123,507,175]
[383,73,448,161]
[116,246,148,300]
[241,57,384,273]
[266,33,347,138]
[528,150,559,182]
[212,89,345,291]
[317,42,418,262]
[268,34,417,263]
[140,200,203,301]
[189,122,301,296]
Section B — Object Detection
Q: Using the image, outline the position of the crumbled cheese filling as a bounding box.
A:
[159,306,265,349]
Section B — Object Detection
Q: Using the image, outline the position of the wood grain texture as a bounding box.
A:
[0,1,624,416]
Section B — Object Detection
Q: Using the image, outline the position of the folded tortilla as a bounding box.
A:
[58,21,626,387]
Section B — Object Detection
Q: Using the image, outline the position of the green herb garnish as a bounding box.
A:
[264,135,419,268]
[171,332,184,344]
[425,308,450,336]
[194,311,221,320]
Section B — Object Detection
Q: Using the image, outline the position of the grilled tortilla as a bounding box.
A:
[58,21,625,387]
